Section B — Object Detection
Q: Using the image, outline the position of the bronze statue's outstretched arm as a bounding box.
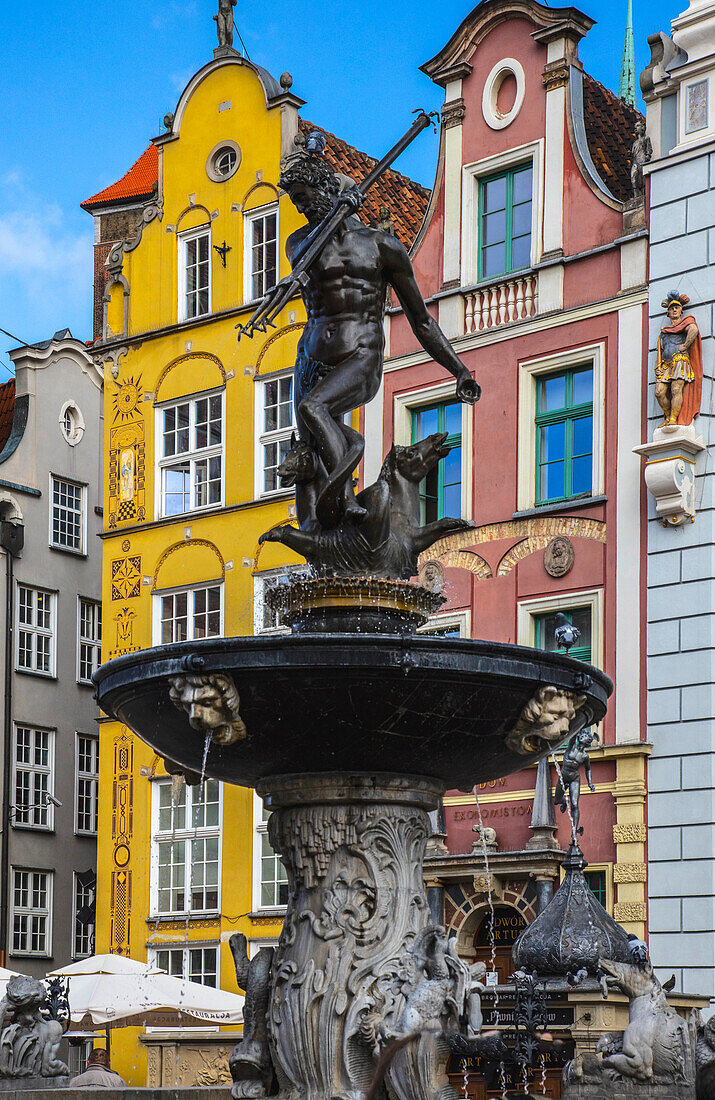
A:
[384,237,480,405]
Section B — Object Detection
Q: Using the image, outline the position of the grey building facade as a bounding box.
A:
[641,0,715,997]
[0,330,103,976]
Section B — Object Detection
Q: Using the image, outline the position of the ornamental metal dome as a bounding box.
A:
[512,845,631,978]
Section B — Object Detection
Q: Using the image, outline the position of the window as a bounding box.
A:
[78,599,102,684]
[157,392,224,517]
[411,401,462,522]
[17,585,56,676]
[153,945,218,987]
[13,725,54,829]
[11,869,52,956]
[154,583,223,644]
[244,207,278,302]
[50,476,85,553]
[419,611,470,639]
[535,367,593,505]
[73,872,96,959]
[76,735,99,835]
[253,794,288,909]
[60,402,84,446]
[584,869,607,908]
[534,606,592,662]
[256,374,295,496]
[152,780,221,916]
[179,228,210,320]
[253,568,310,634]
[478,163,532,280]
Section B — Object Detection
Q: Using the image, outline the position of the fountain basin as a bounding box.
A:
[94,634,611,789]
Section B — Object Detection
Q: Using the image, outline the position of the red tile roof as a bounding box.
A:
[81,125,429,247]
[582,75,643,204]
[0,379,16,453]
[298,119,430,249]
[81,145,159,209]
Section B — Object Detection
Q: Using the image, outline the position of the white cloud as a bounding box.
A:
[0,172,92,346]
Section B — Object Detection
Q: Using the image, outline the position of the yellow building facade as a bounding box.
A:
[83,50,314,1085]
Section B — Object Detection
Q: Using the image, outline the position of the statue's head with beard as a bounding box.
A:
[279,136,341,224]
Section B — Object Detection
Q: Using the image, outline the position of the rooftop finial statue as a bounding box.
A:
[214,0,237,48]
[655,291,702,428]
[241,114,480,579]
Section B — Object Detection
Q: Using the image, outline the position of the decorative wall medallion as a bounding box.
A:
[114,843,130,868]
[418,559,445,594]
[112,375,143,422]
[543,536,575,578]
[111,556,141,600]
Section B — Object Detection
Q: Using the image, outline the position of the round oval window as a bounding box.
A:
[207,140,241,182]
[215,147,237,176]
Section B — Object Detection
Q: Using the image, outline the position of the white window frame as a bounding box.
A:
[178,225,211,322]
[150,778,223,918]
[517,587,604,670]
[152,580,224,645]
[253,566,310,635]
[393,381,473,522]
[77,597,102,685]
[72,872,95,959]
[16,584,57,677]
[252,791,288,913]
[49,474,87,554]
[11,868,53,957]
[154,389,225,519]
[75,733,99,836]
[461,139,544,288]
[243,203,279,305]
[517,342,605,512]
[419,609,471,638]
[13,724,55,831]
[149,943,220,987]
[253,371,296,499]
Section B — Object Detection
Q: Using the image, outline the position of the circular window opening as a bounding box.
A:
[206,140,241,182]
[482,58,526,131]
[60,402,84,446]
[496,72,518,119]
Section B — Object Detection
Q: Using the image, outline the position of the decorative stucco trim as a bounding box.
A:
[152,538,225,590]
[568,66,621,207]
[0,395,29,465]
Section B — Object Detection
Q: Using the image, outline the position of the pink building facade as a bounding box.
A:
[364,3,652,1063]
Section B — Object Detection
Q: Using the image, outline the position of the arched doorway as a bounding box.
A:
[473,906,526,984]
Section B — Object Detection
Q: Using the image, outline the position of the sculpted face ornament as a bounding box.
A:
[507,685,587,755]
[0,975,68,1079]
[168,673,247,745]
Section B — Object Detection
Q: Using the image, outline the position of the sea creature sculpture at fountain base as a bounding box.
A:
[255,773,479,1100]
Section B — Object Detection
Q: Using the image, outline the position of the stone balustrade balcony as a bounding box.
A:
[463,272,538,334]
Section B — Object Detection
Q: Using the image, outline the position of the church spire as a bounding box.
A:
[619,0,637,108]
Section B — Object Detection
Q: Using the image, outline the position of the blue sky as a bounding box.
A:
[0,0,681,377]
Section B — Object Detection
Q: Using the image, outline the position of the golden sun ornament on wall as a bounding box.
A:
[113,374,143,422]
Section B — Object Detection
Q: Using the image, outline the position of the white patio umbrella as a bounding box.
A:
[0,966,20,999]
[48,953,244,1029]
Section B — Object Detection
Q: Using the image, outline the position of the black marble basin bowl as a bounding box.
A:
[94,635,611,790]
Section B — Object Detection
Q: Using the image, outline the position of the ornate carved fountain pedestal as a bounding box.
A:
[258,773,459,1100]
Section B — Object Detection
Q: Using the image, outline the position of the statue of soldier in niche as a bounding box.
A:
[554,728,599,842]
[214,0,237,48]
[655,291,702,428]
[277,137,480,527]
